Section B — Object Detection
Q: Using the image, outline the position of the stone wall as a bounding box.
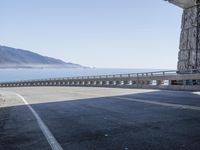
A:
[178,5,200,73]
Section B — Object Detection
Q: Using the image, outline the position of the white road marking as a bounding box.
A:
[15,93,63,150]
[115,96,200,111]
[59,90,200,111]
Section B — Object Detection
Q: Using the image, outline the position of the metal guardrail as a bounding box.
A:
[11,69,200,82]
[2,69,200,83]
[0,69,200,91]
[1,70,176,83]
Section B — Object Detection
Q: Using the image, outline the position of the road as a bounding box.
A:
[0,87,200,150]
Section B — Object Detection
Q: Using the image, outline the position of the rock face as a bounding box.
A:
[0,45,84,68]
[178,5,200,73]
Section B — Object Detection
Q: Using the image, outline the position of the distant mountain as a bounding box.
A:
[0,45,85,68]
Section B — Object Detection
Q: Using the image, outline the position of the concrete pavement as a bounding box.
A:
[0,87,200,150]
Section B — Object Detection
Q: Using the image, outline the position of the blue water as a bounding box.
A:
[0,68,164,82]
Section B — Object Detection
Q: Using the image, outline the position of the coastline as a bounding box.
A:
[0,65,89,69]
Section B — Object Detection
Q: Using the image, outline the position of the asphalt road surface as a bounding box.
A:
[0,87,200,150]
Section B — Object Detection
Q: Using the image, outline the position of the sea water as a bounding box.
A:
[0,68,164,82]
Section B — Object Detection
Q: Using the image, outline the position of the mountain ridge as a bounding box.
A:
[0,45,85,68]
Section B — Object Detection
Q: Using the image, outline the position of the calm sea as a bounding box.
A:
[0,68,164,82]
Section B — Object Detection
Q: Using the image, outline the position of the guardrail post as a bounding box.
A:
[182,80,187,86]
[163,72,165,76]
[156,80,162,86]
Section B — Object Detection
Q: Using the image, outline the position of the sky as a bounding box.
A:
[0,0,183,69]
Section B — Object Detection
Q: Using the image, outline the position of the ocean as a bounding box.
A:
[0,68,164,82]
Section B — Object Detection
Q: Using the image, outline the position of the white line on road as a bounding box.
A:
[61,90,200,111]
[15,93,63,150]
[115,96,200,111]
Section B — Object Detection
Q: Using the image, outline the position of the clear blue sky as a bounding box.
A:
[0,0,182,69]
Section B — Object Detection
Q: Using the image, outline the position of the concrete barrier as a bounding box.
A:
[0,70,200,91]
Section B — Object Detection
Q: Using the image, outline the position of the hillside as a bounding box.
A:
[0,45,84,68]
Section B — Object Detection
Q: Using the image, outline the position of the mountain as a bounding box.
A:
[0,45,85,68]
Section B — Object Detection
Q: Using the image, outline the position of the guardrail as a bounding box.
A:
[0,69,200,91]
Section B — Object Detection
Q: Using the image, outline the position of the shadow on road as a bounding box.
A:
[0,90,200,150]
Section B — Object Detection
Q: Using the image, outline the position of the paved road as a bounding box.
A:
[0,87,200,150]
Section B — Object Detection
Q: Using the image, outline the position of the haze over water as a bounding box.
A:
[0,68,165,82]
